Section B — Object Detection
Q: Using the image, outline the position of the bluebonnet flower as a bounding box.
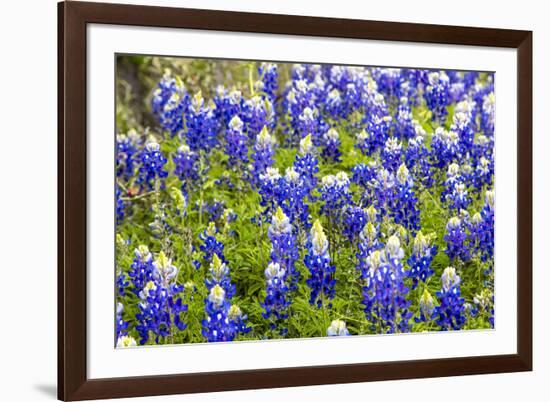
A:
[229,304,252,336]
[481,92,495,137]
[441,163,462,202]
[442,163,471,211]
[320,172,352,225]
[261,261,291,335]
[280,167,310,230]
[297,106,327,146]
[408,231,437,289]
[372,167,396,217]
[202,284,237,342]
[342,205,368,244]
[444,216,471,263]
[128,245,155,295]
[382,137,403,172]
[250,126,276,188]
[405,135,433,188]
[116,187,126,225]
[424,71,450,124]
[351,162,378,191]
[202,253,249,341]
[447,182,471,212]
[434,267,466,330]
[293,134,319,199]
[474,156,493,190]
[364,91,390,121]
[389,164,420,231]
[327,319,350,336]
[173,143,199,193]
[152,70,178,115]
[116,130,140,181]
[269,207,300,291]
[136,141,168,191]
[245,95,275,140]
[135,252,187,344]
[258,167,285,218]
[342,82,362,117]
[321,128,342,162]
[213,87,245,132]
[356,221,382,279]
[374,68,403,103]
[450,110,475,154]
[415,288,435,323]
[116,267,129,296]
[205,253,235,299]
[116,302,130,339]
[357,115,392,156]
[324,88,344,120]
[152,71,186,116]
[362,236,412,333]
[196,222,225,269]
[470,190,495,262]
[283,79,317,146]
[185,91,218,153]
[394,97,416,140]
[225,115,249,169]
[472,134,494,165]
[449,81,465,103]
[257,62,278,102]
[305,220,336,308]
[116,335,138,348]
[430,127,461,169]
[158,84,190,137]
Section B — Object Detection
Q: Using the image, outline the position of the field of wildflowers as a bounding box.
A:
[115,56,495,347]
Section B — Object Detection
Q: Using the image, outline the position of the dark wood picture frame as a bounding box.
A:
[58,1,532,400]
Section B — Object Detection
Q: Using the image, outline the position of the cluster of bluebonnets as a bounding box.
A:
[115,58,495,347]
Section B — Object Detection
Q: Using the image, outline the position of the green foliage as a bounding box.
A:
[115,56,494,344]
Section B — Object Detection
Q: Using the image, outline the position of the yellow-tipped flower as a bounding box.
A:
[192,90,204,110]
[299,133,314,156]
[311,219,328,256]
[396,163,410,185]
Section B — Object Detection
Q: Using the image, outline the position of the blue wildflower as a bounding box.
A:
[408,231,437,289]
[250,126,276,188]
[196,222,225,269]
[293,134,319,200]
[185,91,218,153]
[257,62,278,102]
[268,207,300,291]
[381,137,403,172]
[135,252,187,344]
[362,236,412,333]
[434,267,466,330]
[305,220,336,308]
[424,71,450,124]
[415,288,435,323]
[444,216,471,263]
[173,143,199,193]
[136,141,168,191]
[116,130,140,181]
[261,261,291,335]
[225,115,249,169]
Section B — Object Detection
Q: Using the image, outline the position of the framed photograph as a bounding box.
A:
[58,1,532,400]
